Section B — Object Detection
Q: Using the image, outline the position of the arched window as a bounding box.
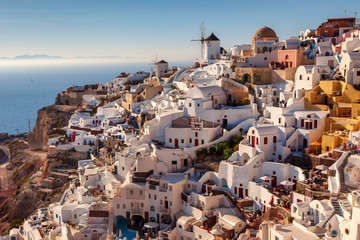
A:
[285,55,289,59]
[264,137,268,144]
[273,136,277,143]
[150,206,155,211]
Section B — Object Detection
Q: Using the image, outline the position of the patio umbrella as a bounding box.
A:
[144,222,159,229]
[210,228,225,236]
[260,176,273,181]
[316,165,329,171]
[280,180,295,186]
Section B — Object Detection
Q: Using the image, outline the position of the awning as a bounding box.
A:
[280,180,295,186]
[260,175,273,181]
[335,120,355,125]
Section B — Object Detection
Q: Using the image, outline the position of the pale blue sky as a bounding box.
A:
[0,0,358,62]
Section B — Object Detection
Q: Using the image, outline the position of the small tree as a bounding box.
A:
[209,147,216,154]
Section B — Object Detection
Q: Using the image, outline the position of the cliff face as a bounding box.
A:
[28,105,76,150]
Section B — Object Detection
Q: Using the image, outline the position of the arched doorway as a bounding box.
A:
[303,138,308,148]
[220,178,228,188]
[240,152,250,165]
[243,74,251,84]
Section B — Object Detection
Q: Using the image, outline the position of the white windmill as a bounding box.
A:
[191,22,206,61]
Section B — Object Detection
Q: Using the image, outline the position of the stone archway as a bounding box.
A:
[243,74,251,83]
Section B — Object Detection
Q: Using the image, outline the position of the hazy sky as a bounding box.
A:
[0,0,359,62]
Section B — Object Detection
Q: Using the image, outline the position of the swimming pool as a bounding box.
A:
[115,216,137,240]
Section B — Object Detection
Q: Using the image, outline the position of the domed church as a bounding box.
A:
[252,26,279,48]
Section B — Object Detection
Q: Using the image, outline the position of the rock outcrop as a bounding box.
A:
[27,105,76,150]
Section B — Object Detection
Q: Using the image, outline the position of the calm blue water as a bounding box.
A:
[0,61,190,135]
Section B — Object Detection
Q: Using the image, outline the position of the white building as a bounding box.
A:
[164,116,221,148]
[294,65,330,99]
[339,52,360,85]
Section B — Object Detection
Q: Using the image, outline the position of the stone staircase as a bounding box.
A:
[232,206,242,218]
[339,155,349,193]
[322,198,342,228]
[339,169,347,193]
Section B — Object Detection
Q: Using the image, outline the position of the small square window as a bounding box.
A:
[169,138,172,143]
[123,204,126,209]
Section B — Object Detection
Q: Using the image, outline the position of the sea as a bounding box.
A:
[0,61,191,135]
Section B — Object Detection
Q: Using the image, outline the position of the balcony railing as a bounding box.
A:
[131,208,143,215]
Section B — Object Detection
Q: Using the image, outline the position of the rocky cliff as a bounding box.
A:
[27,105,76,150]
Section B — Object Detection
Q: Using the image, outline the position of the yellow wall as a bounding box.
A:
[321,134,347,153]
[235,67,272,85]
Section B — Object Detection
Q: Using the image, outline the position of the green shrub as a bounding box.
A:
[223,149,234,160]
[287,216,294,223]
[170,85,177,90]
[10,219,22,229]
[239,99,250,105]
[200,148,208,155]
[196,150,202,158]
[230,134,244,148]
[215,142,229,155]
[209,147,216,154]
